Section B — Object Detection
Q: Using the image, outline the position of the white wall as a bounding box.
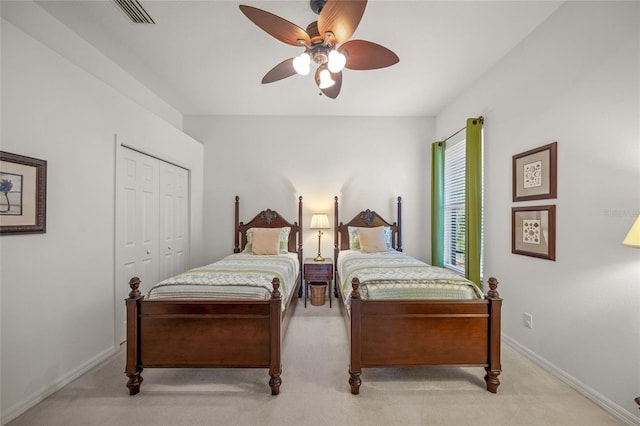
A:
[0,17,204,424]
[436,1,640,423]
[2,0,638,424]
[1,1,183,129]
[184,115,434,264]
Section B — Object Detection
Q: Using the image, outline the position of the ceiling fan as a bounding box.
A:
[239,0,399,99]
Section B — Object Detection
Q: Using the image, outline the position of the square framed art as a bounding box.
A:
[0,151,47,234]
[512,205,556,261]
[512,142,557,202]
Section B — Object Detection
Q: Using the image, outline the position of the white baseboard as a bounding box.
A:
[1,346,116,425]
[2,339,638,425]
[503,335,640,426]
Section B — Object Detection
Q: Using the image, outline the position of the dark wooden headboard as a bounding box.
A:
[333,196,402,259]
[233,195,303,254]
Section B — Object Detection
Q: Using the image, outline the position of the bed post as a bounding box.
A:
[234,196,241,253]
[269,278,283,395]
[298,196,303,255]
[298,196,304,296]
[349,277,362,395]
[484,277,502,393]
[334,196,339,283]
[125,277,143,395]
[396,196,403,252]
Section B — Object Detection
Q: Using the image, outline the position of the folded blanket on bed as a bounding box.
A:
[337,250,483,302]
[147,252,299,307]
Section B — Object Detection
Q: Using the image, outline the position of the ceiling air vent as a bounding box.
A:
[114,0,155,24]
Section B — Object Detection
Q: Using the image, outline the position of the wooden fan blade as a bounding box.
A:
[340,40,399,70]
[262,58,297,84]
[239,5,310,46]
[317,0,367,44]
[316,69,342,99]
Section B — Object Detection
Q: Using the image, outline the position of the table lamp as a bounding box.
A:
[310,213,330,261]
[622,214,640,248]
[623,213,640,411]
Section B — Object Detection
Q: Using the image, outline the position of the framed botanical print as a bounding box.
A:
[0,151,47,234]
[512,142,557,202]
[512,205,556,261]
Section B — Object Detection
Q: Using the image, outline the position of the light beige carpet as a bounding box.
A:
[8,299,623,426]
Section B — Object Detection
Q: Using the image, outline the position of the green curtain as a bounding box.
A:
[431,141,445,267]
[465,117,483,286]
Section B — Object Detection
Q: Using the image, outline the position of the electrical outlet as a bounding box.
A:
[523,312,533,329]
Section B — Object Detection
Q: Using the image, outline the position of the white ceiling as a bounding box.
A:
[32,0,563,117]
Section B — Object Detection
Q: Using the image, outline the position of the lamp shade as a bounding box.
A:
[318,68,335,89]
[623,214,640,248]
[310,213,330,229]
[293,52,311,75]
[328,49,346,73]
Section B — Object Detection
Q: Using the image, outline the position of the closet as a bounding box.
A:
[115,146,189,345]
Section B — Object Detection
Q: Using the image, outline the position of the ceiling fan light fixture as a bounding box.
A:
[293,52,311,75]
[240,0,399,99]
[327,49,346,73]
[317,67,335,89]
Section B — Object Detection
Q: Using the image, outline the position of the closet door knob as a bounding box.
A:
[146,250,151,255]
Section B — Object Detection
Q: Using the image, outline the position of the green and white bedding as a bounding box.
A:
[337,250,483,303]
[147,252,299,309]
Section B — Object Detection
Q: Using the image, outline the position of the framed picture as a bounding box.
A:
[0,151,47,234]
[512,205,556,261]
[512,141,557,202]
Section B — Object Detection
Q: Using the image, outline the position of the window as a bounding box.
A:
[444,139,466,273]
[443,137,484,277]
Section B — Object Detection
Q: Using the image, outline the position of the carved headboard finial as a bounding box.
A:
[360,209,375,226]
[261,209,277,224]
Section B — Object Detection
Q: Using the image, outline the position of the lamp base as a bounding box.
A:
[314,229,325,262]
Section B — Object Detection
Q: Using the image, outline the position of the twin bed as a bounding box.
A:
[333,196,502,394]
[124,195,502,396]
[124,196,303,395]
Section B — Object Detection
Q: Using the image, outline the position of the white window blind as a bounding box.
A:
[444,140,466,273]
[443,136,484,279]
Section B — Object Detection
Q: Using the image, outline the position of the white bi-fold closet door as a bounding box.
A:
[115,146,189,345]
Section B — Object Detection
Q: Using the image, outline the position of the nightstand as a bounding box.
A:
[304,258,334,308]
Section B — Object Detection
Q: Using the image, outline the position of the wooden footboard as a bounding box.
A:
[125,276,299,395]
[346,277,502,395]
